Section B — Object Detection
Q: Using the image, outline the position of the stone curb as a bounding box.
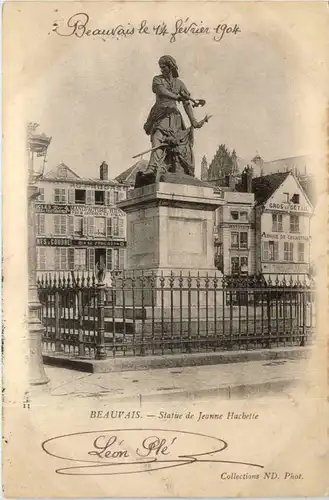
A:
[47,377,305,403]
[43,346,311,373]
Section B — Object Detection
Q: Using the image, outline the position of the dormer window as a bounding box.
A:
[291,193,300,204]
[283,192,289,203]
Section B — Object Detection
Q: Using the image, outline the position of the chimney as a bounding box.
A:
[241,166,253,192]
[246,165,253,192]
[100,161,108,180]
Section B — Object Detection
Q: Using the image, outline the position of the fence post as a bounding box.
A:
[78,289,85,357]
[96,282,107,360]
[55,290,61,352]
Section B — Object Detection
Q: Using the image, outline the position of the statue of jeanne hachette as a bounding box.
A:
[135,55,211,187]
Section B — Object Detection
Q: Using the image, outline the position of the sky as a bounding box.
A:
[8,2,328,181]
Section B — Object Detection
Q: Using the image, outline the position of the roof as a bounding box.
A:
[41,162,119,186]
[299,176,316,205]
[262,155,311,176]
[115,160,148,185]
[252,171,290,205]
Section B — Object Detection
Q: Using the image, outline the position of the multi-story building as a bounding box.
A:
[251,171,313,278]
[35,162,128,275]
[214,186,255,275]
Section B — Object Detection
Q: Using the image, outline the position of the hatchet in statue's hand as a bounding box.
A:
[192,114,213,129]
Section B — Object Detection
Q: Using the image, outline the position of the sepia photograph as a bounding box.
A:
[2,1,329,497]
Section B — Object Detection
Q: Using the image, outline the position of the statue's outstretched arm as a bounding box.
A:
[183,100,198,128]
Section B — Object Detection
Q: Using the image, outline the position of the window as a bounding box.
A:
[263,240,278,261]
[106,189,115,205]
[54,215,67,236]
[37,248,46,270]
[291,193,300,204]
[36,214,45,235]
[298,242,305,262]
[74,216,84,236]
[240,211,248,221]
[38,188,45,202]
[272,214,283,232]
[113,249,120,269]
[54,248,68,270]
[290,215,300,233]
[95,190,105,205]
[239,232,248,249]
[240,256,248,269]
[54,188,66,204]
[283,192,289,203]
[231,232,239,248]
[231,211,239,220]
[112,217,119,237]
[74,249,87,269]
[284,242,294,261]
[75,189,86,204]
[231,257,240,274]
[94,217,106,236]
[114,191,119,204]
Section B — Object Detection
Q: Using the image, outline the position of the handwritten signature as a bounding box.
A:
[42,428,264,475]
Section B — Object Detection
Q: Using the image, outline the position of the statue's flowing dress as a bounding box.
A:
[143,75,195,177]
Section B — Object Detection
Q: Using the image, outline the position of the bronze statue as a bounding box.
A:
[134,55,211,187]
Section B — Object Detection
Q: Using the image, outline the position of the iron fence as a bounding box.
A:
[37,271,316,359]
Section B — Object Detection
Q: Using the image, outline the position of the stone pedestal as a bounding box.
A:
[117,176,225,309]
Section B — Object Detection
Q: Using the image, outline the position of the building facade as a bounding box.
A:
[252,172,313,278]
[214,190,255,275]
[35,162,128,275]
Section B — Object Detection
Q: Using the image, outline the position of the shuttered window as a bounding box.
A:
[107,218,112,237]
[54,215,67,235]
[68,189,75,204]
[86,189,95,205]
[74,249,86,269]
[118,218,125,237]
[112,217,119,236]
[54,248,68,270]
[119,249,125,269]
[37,248,46,270]
[113,249,120,269]
[94,217,106,236]
[68,248,75,270]
[87,217,94,236]
[284,242,294,261]
[53,188,66,204]
[106,249,112,271]
[36,214,45,235]
[87,249,95,271]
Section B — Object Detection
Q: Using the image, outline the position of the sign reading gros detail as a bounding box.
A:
[267,202,311,213]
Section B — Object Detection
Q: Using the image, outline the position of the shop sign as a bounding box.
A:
[36,237,71,246]
[261,232,310,241]
[266,202,311,213]
[36,237,127,248]
[35,204,71,214]
[71,183,114,190]
[262,262,309,273]
[71,205,124,217]
[72,239,126,247]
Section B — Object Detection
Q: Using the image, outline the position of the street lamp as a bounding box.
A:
[27,123,51,385]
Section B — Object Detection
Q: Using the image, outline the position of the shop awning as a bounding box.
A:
[262,274,313,287]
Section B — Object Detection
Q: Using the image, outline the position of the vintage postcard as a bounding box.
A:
[2,1,329,497]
